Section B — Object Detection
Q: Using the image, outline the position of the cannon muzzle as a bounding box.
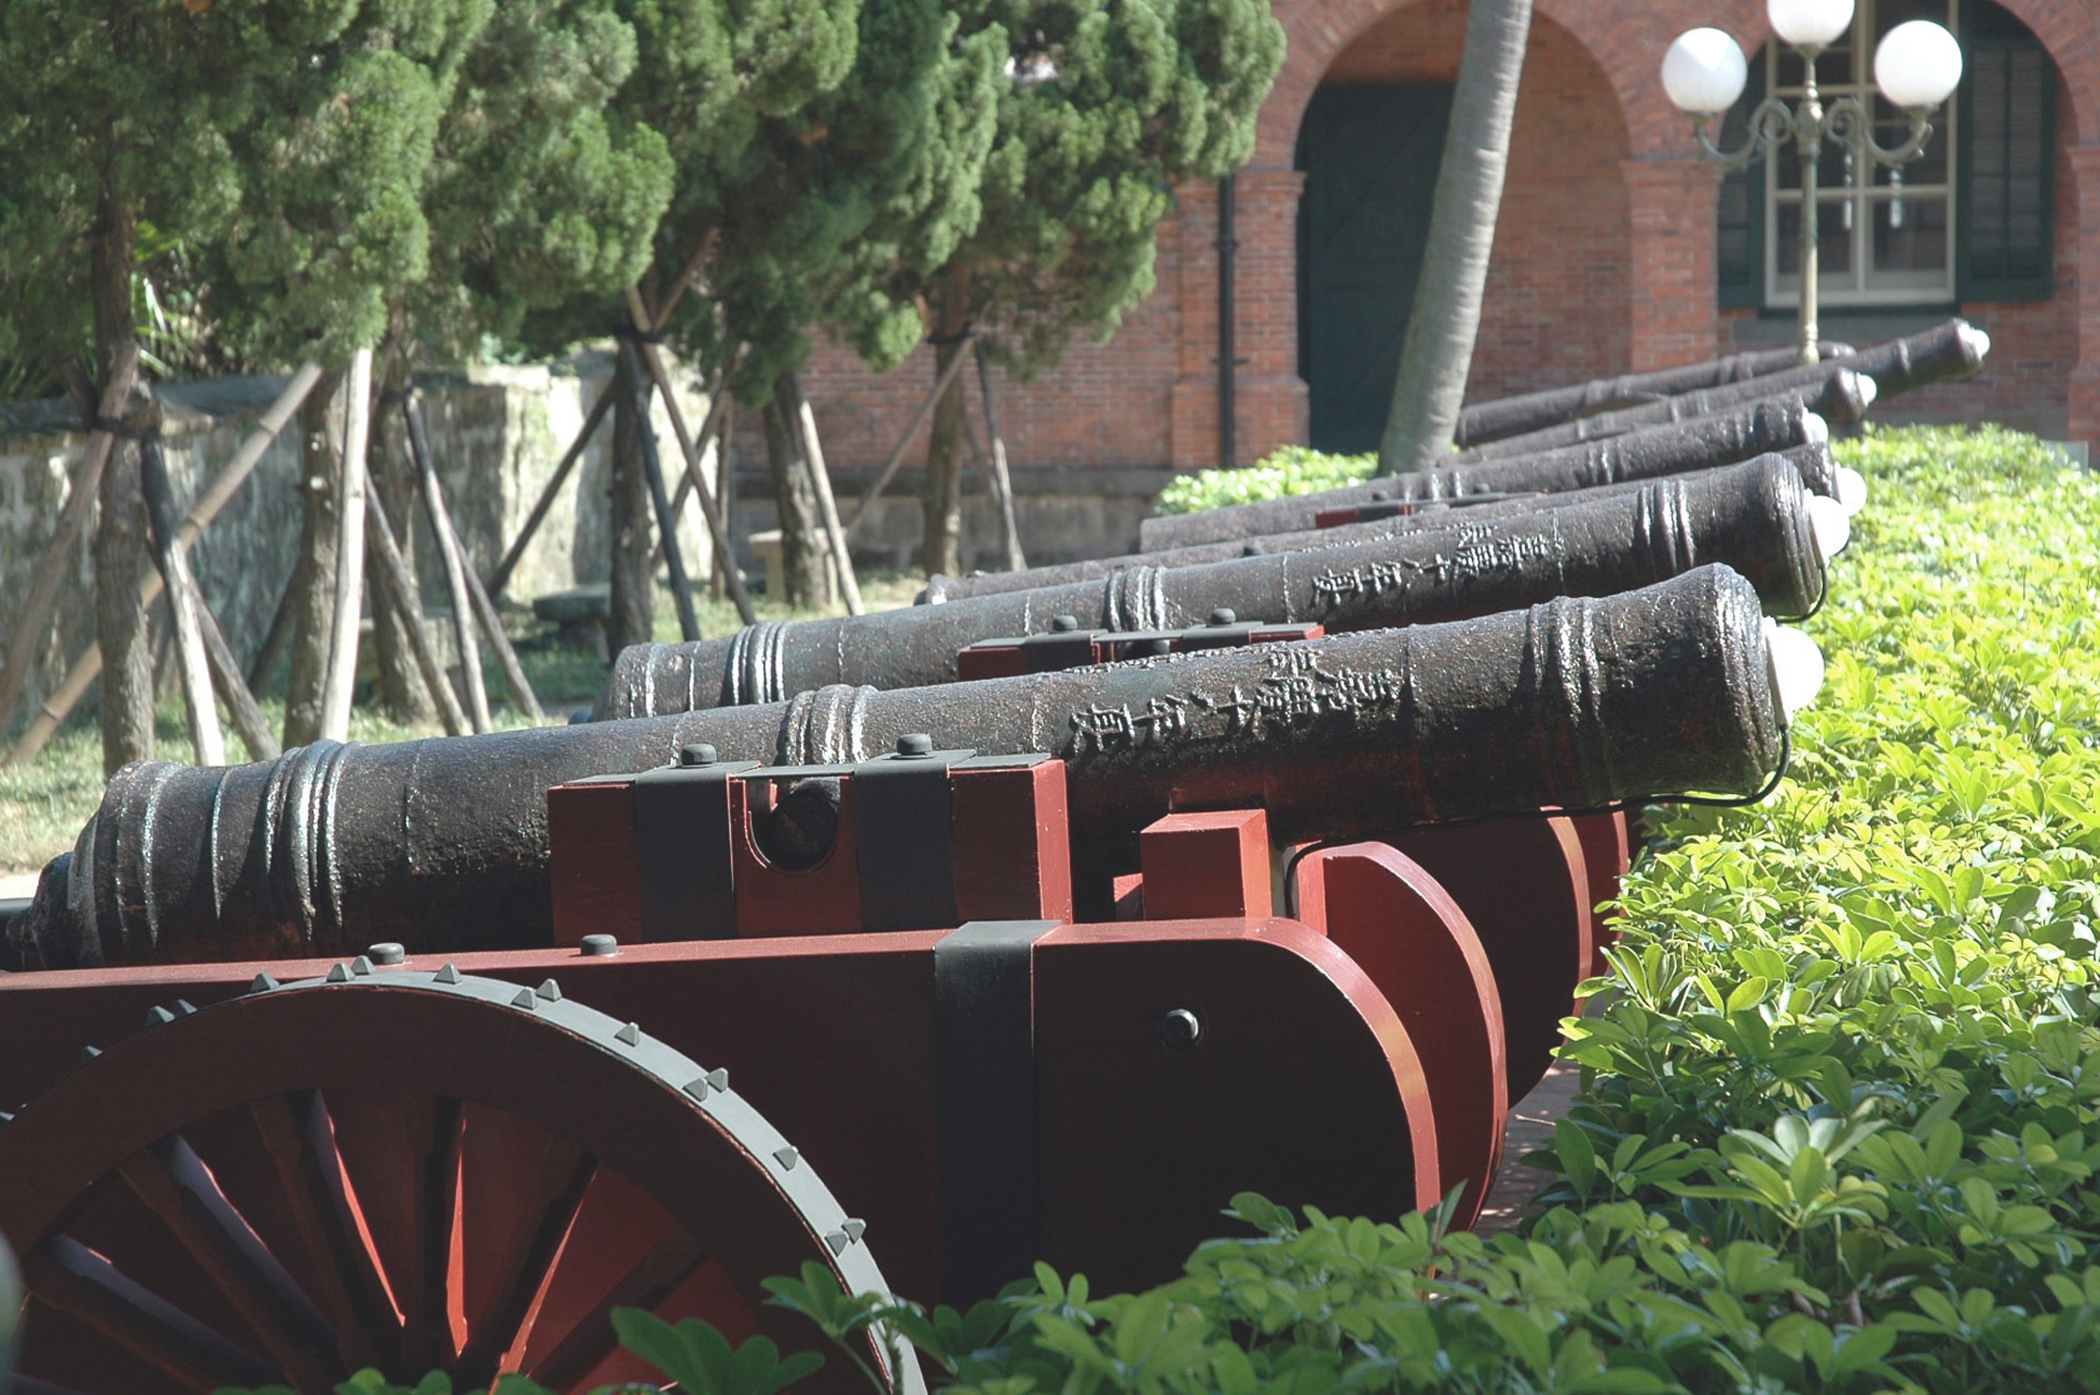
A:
[7,566,1790,971]
[938,447,1839,602]
[601,453,1827,714]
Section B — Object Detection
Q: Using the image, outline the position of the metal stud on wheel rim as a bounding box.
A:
[0,968,919,1395]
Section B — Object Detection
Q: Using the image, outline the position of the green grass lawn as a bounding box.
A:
[0,569,924,876]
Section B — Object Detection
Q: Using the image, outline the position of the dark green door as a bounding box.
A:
[1296,83,1452,454]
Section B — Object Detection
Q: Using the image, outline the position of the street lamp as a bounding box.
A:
[1663,3,1963,365]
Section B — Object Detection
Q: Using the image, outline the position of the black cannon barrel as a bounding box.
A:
[935,446,1837,601]
[1451,365,1871,465]
[1454,342,1853,447]
[6,566,1786,971]
[599,453,1826,716]
[1140,399,1831,551]
[1836,317,1990,397]
[1450,318,1986,448]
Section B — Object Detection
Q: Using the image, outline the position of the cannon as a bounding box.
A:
[596,454,1831,715]
[1447,364,1873,465]
[933,447,1845,602]
[0,566,1816,1395]
[1138,402,1849,552]
[1452,319,1987,447]
[6,565,1792,972]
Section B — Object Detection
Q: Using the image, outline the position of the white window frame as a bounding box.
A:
[1763,0,1961,309]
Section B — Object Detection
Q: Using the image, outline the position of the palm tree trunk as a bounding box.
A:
[1378,0,1533,476]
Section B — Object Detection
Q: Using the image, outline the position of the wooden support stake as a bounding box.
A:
[0,434,116,737]
[714,399,737,599]
[366,493,468,737]
[843,344,973,538]
[485,379,614,600]
[621,338,702,642]
[5,362,323,767]
[138,423,226,766]
[0,348,148,734]
[248,566,299,696]
[458,544,544,725]
[784,371,863,616]
[622,286,757,626]
[973,338,1027,572]
[403,392,490,733]
[194,600,280,761]
[663,387,727,520]
[405,392,544,725]
[318,348,373,743]
[664,395,736,599]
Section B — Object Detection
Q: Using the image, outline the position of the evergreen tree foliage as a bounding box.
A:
[676,0,1006,606]
[203,1,494,367]
[0,1,286,768]
[416,0,675,360]
[373,0,673,718]
[951,0,1284,375]
[899,0,1285,575]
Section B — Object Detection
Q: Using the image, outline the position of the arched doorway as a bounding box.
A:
[1287,1,1634,454]
[1295,83,1454,453]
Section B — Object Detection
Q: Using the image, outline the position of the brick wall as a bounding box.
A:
[789,0,2099,479]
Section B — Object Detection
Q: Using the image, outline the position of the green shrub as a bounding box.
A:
[1152,445,1376,515]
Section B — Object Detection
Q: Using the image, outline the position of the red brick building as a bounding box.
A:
[790,0,2083,521]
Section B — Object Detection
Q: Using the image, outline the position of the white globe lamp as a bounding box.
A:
[1875,20,1963,109]
[1767,0,1854,50]
[1662,29,1750,114]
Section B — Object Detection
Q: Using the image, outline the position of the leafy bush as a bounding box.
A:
[1152,445,1376,515]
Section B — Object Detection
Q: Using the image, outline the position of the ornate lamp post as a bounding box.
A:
[1663,2,1964,364]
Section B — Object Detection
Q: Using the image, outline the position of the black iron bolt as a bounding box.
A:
[1209,608,1236,626]
[367,942,406,966]
[580,933,620,957]
[896,733,934,758]
[1158,1006,1205,1051]
[680,742,719,767]
[1051,615,1080,632]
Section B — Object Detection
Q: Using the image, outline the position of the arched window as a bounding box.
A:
[1717,0,2053,309]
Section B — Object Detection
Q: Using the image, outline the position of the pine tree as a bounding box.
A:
[0,1,255,770]
[678,0,1005,606]
[370,0,672,719]
[882,0,1285,576]
[203,0,496,748]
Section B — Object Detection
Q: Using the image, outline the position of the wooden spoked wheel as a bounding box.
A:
[0,968,919,1395]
